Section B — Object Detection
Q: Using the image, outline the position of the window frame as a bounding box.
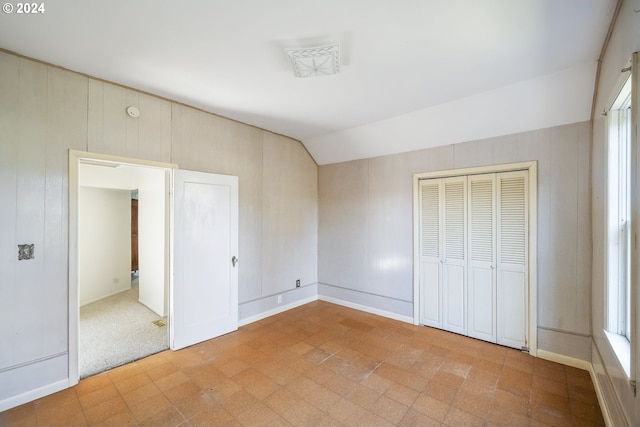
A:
[605,60,635,383]
[607,76,632,340]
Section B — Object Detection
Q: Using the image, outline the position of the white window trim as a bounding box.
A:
[604,330,631,378]
[605,71,634,380]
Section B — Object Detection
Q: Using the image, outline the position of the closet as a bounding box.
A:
[418,169,528,350]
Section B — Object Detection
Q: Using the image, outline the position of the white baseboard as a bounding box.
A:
[80,286,132,307]
[537,349,619,427]
[318,295,414,324]
[536,349,592,371]
[0,379,69,412]
[238,296,318,327]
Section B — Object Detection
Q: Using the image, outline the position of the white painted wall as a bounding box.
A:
[305,61,597,165]
[133,167,167,316]
[78,187,131,305]
[78,163,168,316]
[79,163,134,189]
[591,0,640,425]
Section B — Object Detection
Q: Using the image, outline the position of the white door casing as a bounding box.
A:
[69,150,176,385]
[171,169,239,350]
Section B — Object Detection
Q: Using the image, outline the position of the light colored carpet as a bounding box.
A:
[79,280,168,378]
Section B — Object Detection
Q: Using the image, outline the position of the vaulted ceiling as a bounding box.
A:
[0,0,616,164]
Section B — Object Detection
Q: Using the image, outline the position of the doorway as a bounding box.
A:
[69,150,240,385]
[76,161,170,377]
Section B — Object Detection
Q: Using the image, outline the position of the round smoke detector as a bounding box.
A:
[126,106,140,118]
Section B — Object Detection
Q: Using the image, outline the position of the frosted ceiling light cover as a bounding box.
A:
[285,44,340,78]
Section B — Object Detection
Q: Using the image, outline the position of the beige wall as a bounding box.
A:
[591,0,640,425]
[0,51,318,409]
[78,187,132,306]
[319,121,592,359]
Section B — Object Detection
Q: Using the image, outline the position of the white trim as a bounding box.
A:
[239,296,318,327]
[0,379,69,413]
[603,330,632,378]
[528,162,538,356]
[319,295,415,324]
[412,161,538,355]
[69,150,178,170]
[68,150,175,385]
[537,349,592,371]
[538,349,625,427]
[594,369,624,427]
[412,176,422,325]
[79,288,135,308]
[413,161,537,180]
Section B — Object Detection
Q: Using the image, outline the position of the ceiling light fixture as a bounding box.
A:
[285,44,340,78]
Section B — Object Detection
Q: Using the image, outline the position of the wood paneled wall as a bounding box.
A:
[319,121,592,360]
[0,51,318,409]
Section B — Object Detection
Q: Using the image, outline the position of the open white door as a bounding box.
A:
[171,169,238,350]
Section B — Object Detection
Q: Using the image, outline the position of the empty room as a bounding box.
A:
[0,1,639,426]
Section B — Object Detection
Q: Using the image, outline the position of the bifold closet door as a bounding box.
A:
[419,179,443,328]
[467,174,497,342]
[442,177,467,335]
[496,171,528,349]
[419,169,528,350]
[418,176,467,335]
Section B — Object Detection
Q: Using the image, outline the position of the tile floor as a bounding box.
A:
[1,301,605,427]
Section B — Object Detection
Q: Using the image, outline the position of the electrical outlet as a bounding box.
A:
[277,295,282,304]
[296,279,301,288]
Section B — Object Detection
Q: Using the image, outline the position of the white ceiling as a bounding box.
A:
[0,0,616,164]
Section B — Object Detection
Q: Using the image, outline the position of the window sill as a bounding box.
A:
[604,329,631,378]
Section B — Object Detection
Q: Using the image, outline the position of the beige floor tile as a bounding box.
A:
[411,393,450,422]
[0,301,605,427]
[398,408,442,427]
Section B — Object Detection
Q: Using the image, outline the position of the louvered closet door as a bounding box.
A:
[467,174,497,343]
[442,176,467,335]
[496,171,528,349]
[419,179,443,328]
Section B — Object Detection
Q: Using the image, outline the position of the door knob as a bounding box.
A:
[232,256,238,267]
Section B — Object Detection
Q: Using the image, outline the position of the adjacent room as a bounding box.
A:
[0,1,639,426]
[78,161,170,377]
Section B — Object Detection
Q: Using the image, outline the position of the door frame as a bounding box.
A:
[412,161,537,356]
[68,150,176,385]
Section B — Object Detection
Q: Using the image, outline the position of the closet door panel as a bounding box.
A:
[497,171,528,349]
[468,174,496,342]
[443,263,465,332]
[419,180,443,328]
[499,270,527,347]
[442,177,467,335]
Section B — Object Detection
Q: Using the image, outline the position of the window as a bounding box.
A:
[607,75,632,355]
